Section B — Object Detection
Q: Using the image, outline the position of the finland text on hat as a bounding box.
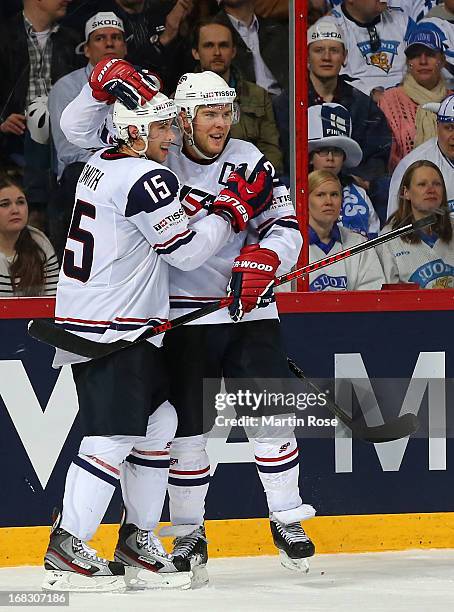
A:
[308,104,363,168]
[405,27,446,55]
[423,93,454,123]
[307,19,345,46]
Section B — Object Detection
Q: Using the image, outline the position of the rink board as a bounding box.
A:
[1,292,454,566]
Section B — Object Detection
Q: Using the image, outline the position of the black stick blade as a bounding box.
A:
[412,214,438,231]
[351,413,420,443]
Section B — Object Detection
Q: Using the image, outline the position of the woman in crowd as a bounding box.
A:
[377,160,454,288]
[308,170,384,291]
[0,177,59,296]
[378,26,451,172]
[309,103,380,238]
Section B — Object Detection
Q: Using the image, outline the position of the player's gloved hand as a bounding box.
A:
[226,245,280,322]
[211,163,274,232]
[89,58,161,110]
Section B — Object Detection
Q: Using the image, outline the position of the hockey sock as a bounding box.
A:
[60,453,120,541]
[253,435,302,514]
[121,402,177,530]
[168,434,210,526]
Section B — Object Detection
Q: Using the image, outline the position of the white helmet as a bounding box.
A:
[112,92,177,142]
[27,96,50,145]
[174,71,237,122]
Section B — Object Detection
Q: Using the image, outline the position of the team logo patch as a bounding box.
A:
[357,39,400,74]
[409,259,454,289]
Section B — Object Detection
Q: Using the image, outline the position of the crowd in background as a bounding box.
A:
[1,0,454,296]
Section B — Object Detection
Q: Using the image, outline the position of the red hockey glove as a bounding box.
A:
[211,163,274,232]
[227,245,280,322]
[89,58,161,110]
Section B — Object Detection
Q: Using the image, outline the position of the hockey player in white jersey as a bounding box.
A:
[378,160,454,286]
[44,63,273,592]
[327,1,412,95]
[387,93,454,218]
[59,61,313,582]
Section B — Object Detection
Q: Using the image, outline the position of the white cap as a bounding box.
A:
[308,103,363,168]
[307,19,345,46]
[423,93,454,123]
[27,96,49,145]
[84,12,124,44]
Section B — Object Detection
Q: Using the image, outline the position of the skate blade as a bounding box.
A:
[190,565,209,589]
[278,551,310,573]
[124,566,192,590]
[42,570,125,593]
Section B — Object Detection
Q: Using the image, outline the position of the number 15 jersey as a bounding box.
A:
[54,148,232,366]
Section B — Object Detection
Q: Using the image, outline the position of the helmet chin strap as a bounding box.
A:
[182,121,218,161]
[127,135,149,158]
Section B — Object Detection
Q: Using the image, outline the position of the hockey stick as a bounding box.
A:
[28,214,436,360]
[287,359,419,443]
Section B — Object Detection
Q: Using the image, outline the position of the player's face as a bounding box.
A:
[192,104,233,157]
[308,41,346,79]
[309,179,342,227]
[406,48,444,89]
[145,120,176,163]
[193,25,236,77]
[437,122,454,159]
[404,167,443,216]
[85,28,127,64]
[310,148,345,175]
[0,186,28,236]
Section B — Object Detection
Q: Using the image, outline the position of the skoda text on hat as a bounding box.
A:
[307,19,345,46]
[423,94,454,123]
[308,103,363,168]
[84,12,124,44]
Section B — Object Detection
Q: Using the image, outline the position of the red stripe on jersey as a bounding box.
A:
[154,229,192,249]
[55,316,111,325]
[132,449,170,456]
[87,455,120,475]
[257,217,276,231]
[169,466,210,476]
[254,448,298,463]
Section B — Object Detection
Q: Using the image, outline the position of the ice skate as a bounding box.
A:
[114,521,192,590]
[43,514,125,592]
[160,524,209,588]
[270,516,315,573]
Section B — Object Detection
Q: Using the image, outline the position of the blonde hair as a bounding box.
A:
[308,170,342,195]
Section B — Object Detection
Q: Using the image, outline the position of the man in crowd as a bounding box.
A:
[215,0,289,94]
[191,17,283,174]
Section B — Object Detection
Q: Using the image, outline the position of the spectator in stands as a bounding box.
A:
[308,103,380,237]
[215,0,289,94]
[387,93,454,218]
[63,0,194,93]
[377,160,454,288]
[378,24,451,172]
[427,0,454,19]
[327,0,411,97]
[308,170,384,291]
[0,176,59,297]
[48,12,128,261]
[309,0,330,25]
[308,18,391,183]
[191,18,283,174]
[0,0,81,226]
[422,9,454,88]
[254,0,288,21]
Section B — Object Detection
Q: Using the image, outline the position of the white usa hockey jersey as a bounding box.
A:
[60,84,302,325]
[377,221,454,287]
[328,6,410,95]
[387,137,454,219]
[309,225,385,291]
[54,148,231,366]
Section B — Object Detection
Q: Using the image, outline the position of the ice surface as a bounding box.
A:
[1,550,454,612]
